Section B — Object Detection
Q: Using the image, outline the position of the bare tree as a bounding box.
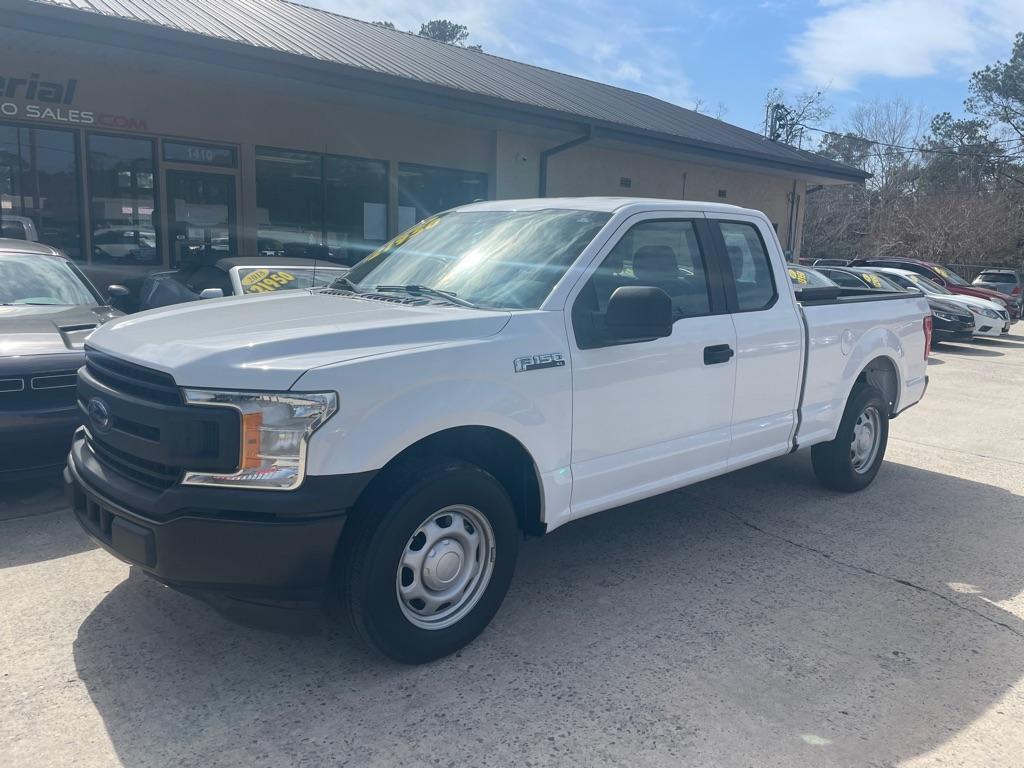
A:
[763,87,834,148]
[691,97,728,120]
[846,97,927,194]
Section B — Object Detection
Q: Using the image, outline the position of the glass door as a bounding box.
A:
[165,170,237,267]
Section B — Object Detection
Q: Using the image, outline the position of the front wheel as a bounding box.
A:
[811,383,889,492]
[334,459,519,664]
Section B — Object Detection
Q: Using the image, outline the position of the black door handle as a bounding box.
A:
[703,344,735,365]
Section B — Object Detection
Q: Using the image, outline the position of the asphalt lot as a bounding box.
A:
[3,333,1024,767]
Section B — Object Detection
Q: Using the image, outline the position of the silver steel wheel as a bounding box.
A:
[849,405,882,474]
[396,504,496,630]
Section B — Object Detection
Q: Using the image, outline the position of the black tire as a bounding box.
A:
[811,383,889,492]
[333,458,519,664]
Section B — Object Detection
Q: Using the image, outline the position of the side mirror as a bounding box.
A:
[199,288,224,300]
[604,286,673,342]
[106,284,131,311]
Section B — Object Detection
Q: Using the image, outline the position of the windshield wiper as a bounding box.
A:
[374,284,478,308]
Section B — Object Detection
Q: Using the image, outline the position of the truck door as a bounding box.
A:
[710,217,803,470]
[567,214,737,519]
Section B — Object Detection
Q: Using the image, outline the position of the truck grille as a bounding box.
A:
[0,370,79,411]
[85,348,181,405]
[87,433,182,490]
[78,349,240,492]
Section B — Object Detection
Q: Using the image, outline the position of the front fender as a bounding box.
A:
[293,312,574,522]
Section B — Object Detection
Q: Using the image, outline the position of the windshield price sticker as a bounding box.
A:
[865,273,883,288]
[788,268,808,285]
[365,216,443,263]
[242,269,296,294]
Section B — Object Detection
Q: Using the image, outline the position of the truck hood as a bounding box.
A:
[0,303,121,357]
[86,291,511,390]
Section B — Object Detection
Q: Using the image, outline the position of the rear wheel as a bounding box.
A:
[334,459,519,664]
[811,383,889,492]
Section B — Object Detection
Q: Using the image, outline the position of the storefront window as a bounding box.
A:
[255,148,323,259]
[324,155,388,265]
[256,148,388,265]
[398,163,487,228]
[0,123,83,260]
[86,134,159,265]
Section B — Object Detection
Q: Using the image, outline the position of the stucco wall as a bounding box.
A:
[7,33,810,264]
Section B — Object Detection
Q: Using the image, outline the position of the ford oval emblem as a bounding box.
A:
[88,397,112,433]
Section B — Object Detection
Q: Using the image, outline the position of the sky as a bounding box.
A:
[304,0,1024,138]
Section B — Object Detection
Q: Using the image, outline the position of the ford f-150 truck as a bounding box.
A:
[65,198,931,663]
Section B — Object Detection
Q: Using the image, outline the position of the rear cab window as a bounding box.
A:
[717,221,777,311]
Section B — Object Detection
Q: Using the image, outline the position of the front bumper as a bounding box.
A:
[0,405,80,478]
[65,432,375,602]
[933,328,974,343]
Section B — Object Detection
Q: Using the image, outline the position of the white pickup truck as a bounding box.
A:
[66,198,931,663]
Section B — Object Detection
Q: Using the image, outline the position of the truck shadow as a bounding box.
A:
[0,476,96,569]
[934,343,1004,357]
[970,336,1024,348]
[72,455,1024,766]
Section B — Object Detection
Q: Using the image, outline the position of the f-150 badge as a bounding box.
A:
[514,353,565,372]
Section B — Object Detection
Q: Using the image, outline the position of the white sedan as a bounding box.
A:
[868,267,1011,337]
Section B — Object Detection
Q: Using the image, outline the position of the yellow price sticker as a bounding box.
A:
[865,273,882,288]
[788,268,808,285]
[364,216,443,262]
[241,268,269,287]
[244,270,296,294]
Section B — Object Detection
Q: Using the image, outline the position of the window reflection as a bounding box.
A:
[398,163,487,227]
[0,123,83,259]
[255,148,388,266]
[87,134,159,265]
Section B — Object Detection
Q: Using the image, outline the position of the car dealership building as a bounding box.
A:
[2,0,866,295]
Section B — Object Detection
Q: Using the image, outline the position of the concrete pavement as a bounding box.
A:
[2,333,1023,767]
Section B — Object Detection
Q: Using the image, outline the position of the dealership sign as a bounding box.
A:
[0,72,148,130]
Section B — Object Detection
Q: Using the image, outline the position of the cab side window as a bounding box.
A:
[573,219,712,348]
[590,220,712,314]
[719,222,776,311]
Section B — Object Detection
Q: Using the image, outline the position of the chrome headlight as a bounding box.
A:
[181,389,337,490]
[932,311,958,322]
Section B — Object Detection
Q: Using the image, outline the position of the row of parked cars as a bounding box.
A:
[0,230,1018,482]
[0,237,351,479]
[792,256,1020,345]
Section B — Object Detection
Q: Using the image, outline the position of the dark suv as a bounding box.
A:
[849,257,1019,319]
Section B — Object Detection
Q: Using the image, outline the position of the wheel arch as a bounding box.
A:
[853,354,900,416]
[353,425,546,537]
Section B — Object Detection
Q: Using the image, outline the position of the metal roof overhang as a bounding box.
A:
[3,0,868,184]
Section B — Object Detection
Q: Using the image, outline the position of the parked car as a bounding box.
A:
[91,227,158,263]
[972,269,1023,316]
[135,257,351,311]
[0,240,121,479]
[866,267,1011,337]
[819,267,975,346]
[817,266,899,291]
[66,198,931,663]
[0,215,40,242]
[849,256,1019,319]
[785,264,839,290]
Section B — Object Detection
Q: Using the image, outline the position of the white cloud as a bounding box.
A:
[789,0,1024,90]
[303,0,696,106]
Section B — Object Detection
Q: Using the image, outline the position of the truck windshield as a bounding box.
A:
[343,209,611,309]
